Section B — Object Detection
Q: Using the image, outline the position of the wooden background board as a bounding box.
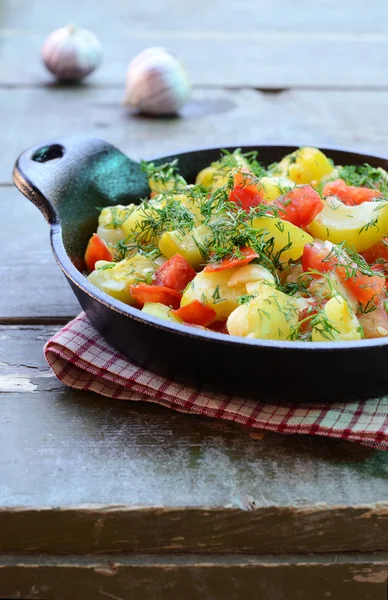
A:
[2,0,388,596]
[3,88,388,185]
[2,0,388,87]
[2,326,388,511]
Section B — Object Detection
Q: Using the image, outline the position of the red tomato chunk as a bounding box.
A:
[322,179,380,206]
[276,185,324,228]
[302,242,385,307]
[84,234,113,272]
[173,300,217,326]
[204,247,258,273]
[228,170,264,211]
[302,242,338,276]
[154,255,196,292]
[130,284,182,309]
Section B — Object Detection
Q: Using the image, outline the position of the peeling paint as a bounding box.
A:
[94,565,117,577]
[353,569,387,583]
[0,375,37,392]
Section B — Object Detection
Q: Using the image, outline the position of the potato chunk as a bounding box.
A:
[312,295,362,342]
[257,176,294,202]
[227,285,299,340]
[181,267,246,321]
[251,216,313,263]
[159,225,212,269]
[87,254,156,305]
[141,302,182,323]
[97,204,135,245]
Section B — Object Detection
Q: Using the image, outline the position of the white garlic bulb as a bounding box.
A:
[42,24,102,81]
[124,47,190,115]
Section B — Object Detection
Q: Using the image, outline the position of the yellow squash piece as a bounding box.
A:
[308,196,388,252]
[227,284,299,340]
[251,216,313,263]
[181,267,247,321]
[312,295,362,342]
[274,147,334,184]
[159,225,212,269]
[87,254,156,305]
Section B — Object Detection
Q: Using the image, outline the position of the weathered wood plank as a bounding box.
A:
[1,506,388,554]
[5,88,388,186]
[0,554,387,600]
[0,187,80,320]
[1,0,388,87]
[6,0,388,35]
[1,325,388,530]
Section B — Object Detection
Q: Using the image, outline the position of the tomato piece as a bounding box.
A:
[204,247,258,273]
[359,305,388,338]
[302,242,338,277]
[229,169,264,211]
[154,255,196,292]
[361,238,388,264]
[130,284,182,309]
[323,179,380,206]
[298,303,320,334]
[337,266,385,307]
[276,185,324,227]
[173,300,217,326]
[84,233,113,272]
[207,320,229,334]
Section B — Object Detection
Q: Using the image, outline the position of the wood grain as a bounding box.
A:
[3,0,388,594]
[0,188,80,320]
[1,506,388,554]
[2,0,388,87]
[5,87,388,185]
[1,325,388,520]
[0,554,387,600]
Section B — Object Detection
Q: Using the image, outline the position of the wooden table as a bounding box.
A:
[1,1,388,598]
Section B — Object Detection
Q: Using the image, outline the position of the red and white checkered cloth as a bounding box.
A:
[45,313,388,450]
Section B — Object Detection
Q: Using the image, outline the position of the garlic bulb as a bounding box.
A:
[124,47,190,115]
[42,25,102,81]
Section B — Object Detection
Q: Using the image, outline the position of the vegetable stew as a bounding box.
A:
[85,147,388,342]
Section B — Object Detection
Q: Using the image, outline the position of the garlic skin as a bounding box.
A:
[124,47,190,115]
[42,25,102,81]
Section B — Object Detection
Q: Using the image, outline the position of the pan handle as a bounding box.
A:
[13,135,150,224]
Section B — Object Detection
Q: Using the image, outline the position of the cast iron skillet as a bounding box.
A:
[13,136,388,402]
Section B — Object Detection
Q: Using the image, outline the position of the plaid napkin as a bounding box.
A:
[44,313,388,450]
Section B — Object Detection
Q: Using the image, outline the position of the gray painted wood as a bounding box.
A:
[1,325,388,512]
[2,0,388,593]
[5,88,388,185]
[0,187,80,320]
[1,0,388,87]
[1,554,387,600]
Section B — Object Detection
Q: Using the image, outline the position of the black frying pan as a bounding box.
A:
[13,136,388,402]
